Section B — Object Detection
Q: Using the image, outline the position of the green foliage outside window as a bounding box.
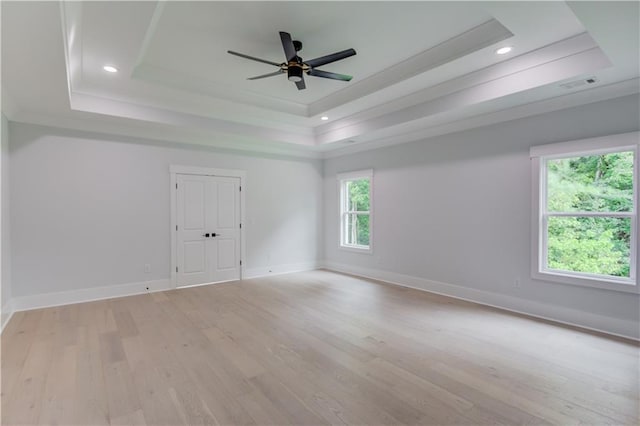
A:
[546,151,634,278]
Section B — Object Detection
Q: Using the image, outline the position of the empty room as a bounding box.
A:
[1,1,639,425]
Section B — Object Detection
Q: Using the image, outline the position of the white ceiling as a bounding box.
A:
[2,1,639,158]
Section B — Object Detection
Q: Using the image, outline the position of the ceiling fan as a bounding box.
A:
[228,31,356,90]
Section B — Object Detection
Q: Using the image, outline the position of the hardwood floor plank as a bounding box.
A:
[202,327,266,379]
[236,389,294,425]
[110,301,140,339]
[2,338,54,425]
[110,408,146,426]
[120,336,185,426]
[166,385,219,426]
[250,373,329,425]
[74,324,110,425]
[434,361,594,425]
[37,344,77,425]
[102,360,142,422]
[366,357,474,414]
[2,270,638,425]
[93,302,118,334]
[1,311,42,404]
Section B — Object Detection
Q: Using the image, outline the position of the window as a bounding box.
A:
[531,132,638,292]
[338,170,373,252]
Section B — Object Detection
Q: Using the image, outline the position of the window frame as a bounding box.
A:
[530,132,639,293]
[337,169,373,253]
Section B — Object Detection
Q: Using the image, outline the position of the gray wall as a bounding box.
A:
[5,94,640,338]
[324,95,640,337]
[9,123,323,297]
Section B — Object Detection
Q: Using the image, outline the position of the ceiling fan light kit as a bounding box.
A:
[288,66,303,82]
[228,31,357,90]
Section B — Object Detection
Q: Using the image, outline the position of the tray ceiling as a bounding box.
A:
[2,1,639,158]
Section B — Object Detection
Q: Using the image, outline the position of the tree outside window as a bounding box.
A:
[531,133,638,292]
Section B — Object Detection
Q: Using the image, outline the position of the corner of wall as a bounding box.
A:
[1,113,14,333]
[1,299,14,333]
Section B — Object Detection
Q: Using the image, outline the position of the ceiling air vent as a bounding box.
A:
[559,77,598,90]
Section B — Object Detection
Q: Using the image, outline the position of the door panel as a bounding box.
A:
[176,174,241,287]
[183,241,205,273]
[217,182,236,229]
[217,239,236,269]
[177,176,209,286]
[210,176,241,282]
[183,181,205,229]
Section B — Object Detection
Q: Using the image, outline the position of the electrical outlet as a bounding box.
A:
[144,264,151,273]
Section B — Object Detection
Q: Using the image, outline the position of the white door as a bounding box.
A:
[176,174,241,287]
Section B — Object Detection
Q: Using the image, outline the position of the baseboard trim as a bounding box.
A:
[1,299,14,333]
[243,261,320,280]
[11,279,173,312]
[7,261,321,313]
[8,262,636,341]
[177,278,239,289]
[323,261,640,341]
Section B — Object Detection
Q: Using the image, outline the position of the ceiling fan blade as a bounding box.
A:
[295,75,306,90]
[228,50,281,67]
[247,70,284,80]
[305,48,356,68]
[307,69,353,81]
[279,31,297,62]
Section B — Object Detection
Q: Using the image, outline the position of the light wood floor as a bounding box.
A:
[1,270,638,425]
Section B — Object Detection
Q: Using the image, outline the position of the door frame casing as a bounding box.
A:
[170,165,246,289]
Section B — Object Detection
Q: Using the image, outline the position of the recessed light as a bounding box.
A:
[321,116,329,121]
[103,65,118,73]
[495,46,512,55]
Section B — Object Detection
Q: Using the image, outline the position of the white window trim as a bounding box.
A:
[530,132,639,294]
[337,169,373,254]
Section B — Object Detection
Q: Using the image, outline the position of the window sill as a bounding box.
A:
[339,244,373,255]
[532,269,639,294]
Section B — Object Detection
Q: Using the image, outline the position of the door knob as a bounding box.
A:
[202,233,210,238]
[211,233,217,237]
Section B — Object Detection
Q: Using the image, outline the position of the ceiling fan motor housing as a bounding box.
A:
[287,65,303,82]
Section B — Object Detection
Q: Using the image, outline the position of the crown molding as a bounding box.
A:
[8,110,323,160]
[321,78,640,159]
[316,33,607,145]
